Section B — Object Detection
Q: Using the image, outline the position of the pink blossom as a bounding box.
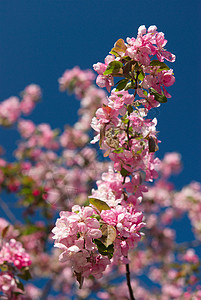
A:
[183,249,199,264]
[36,123,59,149]
[52,205,112,280]
[24,84,42,101]
[0,239,31,269]
[95,105,119,126]
[90,167,124,208]
[93,62,107,75]
[60,127,88,149]
[0,273,16,295]
[20,95,36,115]
[160,69,175,87]
[96,74,114,92]
[101,205,145,259]
[155,32,176,62]
[158,152,182,177]
[23,284,41,300]
[18,119,36,138]
[0,97,20,126]
[93,56,115,92]
[59,66,95,98]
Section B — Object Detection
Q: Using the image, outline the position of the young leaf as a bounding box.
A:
[121,116,129,124]
[150,60,170,70]
[113,148,124,154]
[122,56,132,62]
[1,225,10,239]
[13,292,24,296]
[103,61,123,75]
[110,50,120,57]
[120,167,129,177]
[150,88,167,103]
[125,81,135,91]
[0,264,8,272]
[127,105,133,114]
[115,79,129,91]
[100,224,116,247]
[123,60,135,76]
[18,267,32,281]
[89,198,111,212]
[138,71,145,81]
[148,137,159,152]
[16,279,24,291]
[111,38,127,54]
[94,239,114,259]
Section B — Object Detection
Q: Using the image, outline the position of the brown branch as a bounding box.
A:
[126,263,136,300]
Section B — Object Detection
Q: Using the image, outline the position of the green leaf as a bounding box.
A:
[150,88,167,103]
[18,267,32,281]
[0,264,8,271]
[21,176,34,186]
[115,79,129,91]
[120,167,129,177]
[122,56,132,62]
[103,61,123,75]
[100,224,116,247]
[113,148,124,154]
[13,291,24,296]
[136,149,143,155]
[150,60,170,70]
[121,116,129,124]
[21,224,40,235]
[94,239,114,259]
[125,81,135,91]
[20,187,32,196]
[92,214,101,221]
[138,71,145,81]
[127,105,133,114]
[16,279,24,291]
[89,198,111,212]
[110,50,120,57]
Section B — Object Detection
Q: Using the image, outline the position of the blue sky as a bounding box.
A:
[0,0,200,189]
[0,1,200,296]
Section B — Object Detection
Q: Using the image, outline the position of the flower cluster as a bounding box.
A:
[91,90,160,183]
[53,25,176,286]
[93,25,175,95]
[0,84,41,126]
[52,205,110,281]
[1,25,200,300]
[59,66,95,99]
[0,239,31,270]
[0,238,32,299]
[101,205,145,262]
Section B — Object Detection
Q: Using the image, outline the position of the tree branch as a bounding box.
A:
[126,263,136,300]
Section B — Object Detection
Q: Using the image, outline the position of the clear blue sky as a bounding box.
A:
[0,1,200,295]
[0,0,200,189]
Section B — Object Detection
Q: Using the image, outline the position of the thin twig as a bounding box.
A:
[0,197,18,223]
[126,263,135,300]
[40,277,53,300]
[175,240,201,251]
